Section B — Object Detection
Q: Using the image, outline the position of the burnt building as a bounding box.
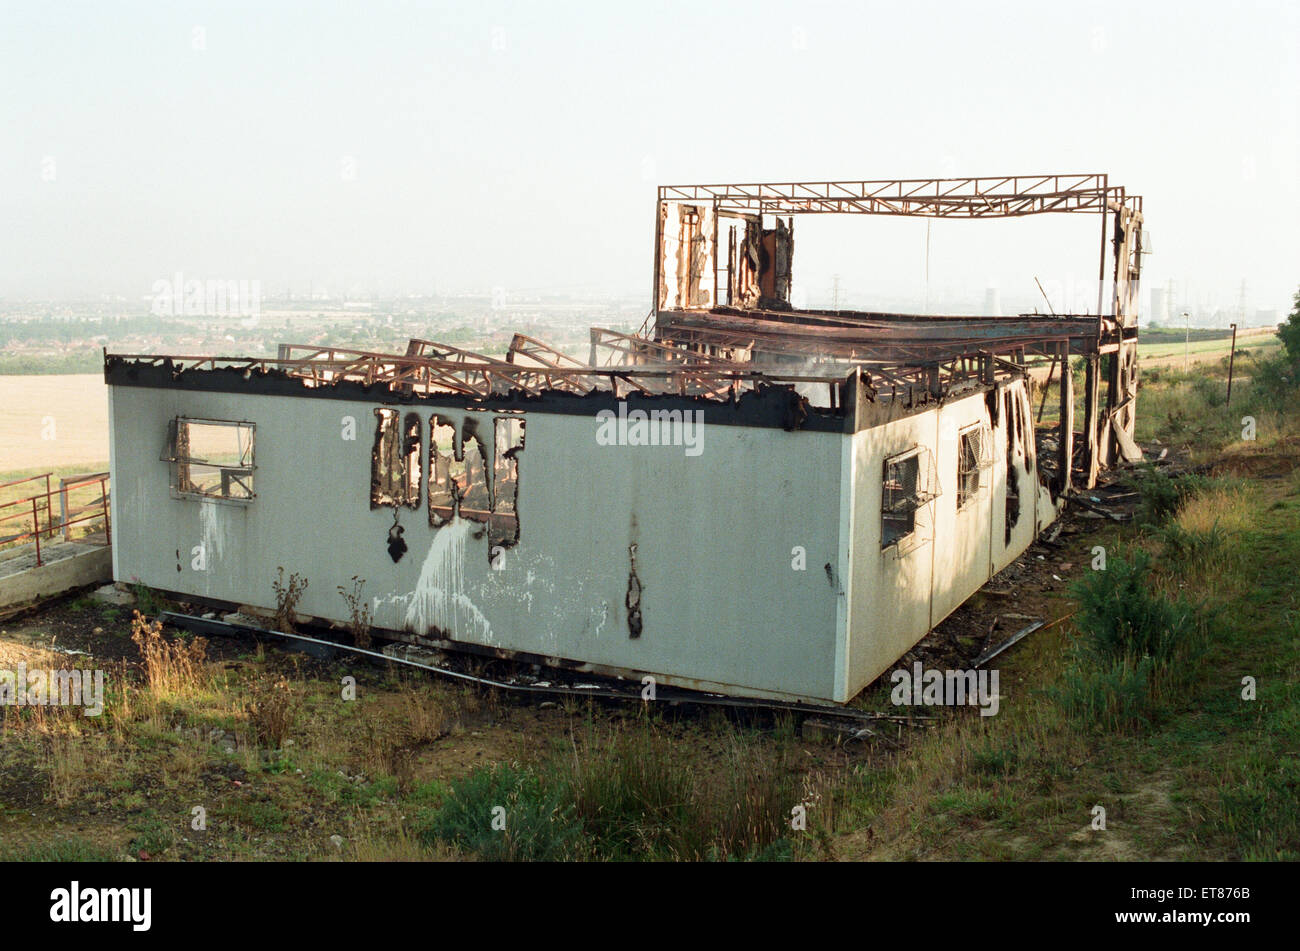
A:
[104,174,1144,703]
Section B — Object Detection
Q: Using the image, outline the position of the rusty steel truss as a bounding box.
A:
[660,174,1130,218]
[650,173,1146,489]
[107,346,858,401]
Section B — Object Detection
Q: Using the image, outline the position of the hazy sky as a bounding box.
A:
[2,0,1297,316]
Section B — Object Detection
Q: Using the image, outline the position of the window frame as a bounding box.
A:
[881,445,939,553]
[162,416,257,504]
[956,421,990,510]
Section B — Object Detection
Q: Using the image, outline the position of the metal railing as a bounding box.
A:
[0,471,110,568]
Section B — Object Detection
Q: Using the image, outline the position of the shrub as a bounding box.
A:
[417,719,801,861]
[1068,549,1192,664]
[131,611,209,696]
[1054,548,1215,733]
[1244,349,1297,407]
[1127,465,1209,525]
[130,583,163,616]
[565,721,694,859]
[419,763,586,861]
[1053,655,1161,733]
[272,568,309,634]
[564,719,799,861]
[1190,374,1226,408]
[699,741,801,861]
[1277,287,1300,365]
[246,676,295,749]
[337,576,373,649]
[128,820,175,857]
[1159,520,1230,571]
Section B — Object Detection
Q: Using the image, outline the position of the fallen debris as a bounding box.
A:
[973,617,1046,668]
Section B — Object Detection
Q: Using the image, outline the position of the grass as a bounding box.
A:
[1135,344,1297,462]
[1138,332,1279,361]
[130,611,210,698]
[415,714,811,861]
[827,453,1300,860]
[0,352,1296,862]
[0,837,118,862]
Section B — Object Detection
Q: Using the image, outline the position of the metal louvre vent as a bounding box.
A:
[957,422,993,508]
[882,446,939,552]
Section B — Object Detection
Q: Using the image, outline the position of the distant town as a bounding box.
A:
[0,278,1281,376]
[0,291,648,375]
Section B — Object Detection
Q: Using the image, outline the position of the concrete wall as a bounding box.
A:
[0,546,112,609]
[108,384,845,701]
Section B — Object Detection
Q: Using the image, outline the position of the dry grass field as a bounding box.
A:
[0,374,110,477]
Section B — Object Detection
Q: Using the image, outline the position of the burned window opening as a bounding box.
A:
[489,416,525,549]
[758,216,794,307]
[402,413,422,507]
[429,415,457,527]
[457,418,491,527]
[429,414,520,534]
[1005,392,1022,543]
[371,409,419,509]
[162,417,255,502]
[1005,464,1021,544]
[626,542,643,638]
[883,446,938,552]
[1017,386,1035,474]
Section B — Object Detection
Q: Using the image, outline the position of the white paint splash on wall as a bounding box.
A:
[402,518,492,642]
[199,499,226,565]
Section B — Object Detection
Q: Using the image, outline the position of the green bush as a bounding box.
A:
[1244,349,1297,408]
[1053,655,1161,733]
[418,763,587,861]
[131,582,163,617]
[127,820,175,856]
[1159,520,1230,571]
[1069,549,1192,664]
[1277,287,1300,365]
[417,720,802,861]
[566,722,694,859]
[1126,466,1209,525]
[1053,548,1214,733]
[1190,374,1226,408]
